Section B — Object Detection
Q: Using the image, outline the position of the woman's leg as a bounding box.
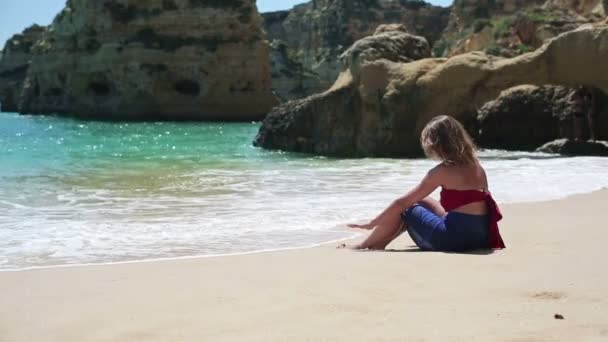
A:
[417,197,447,218]
[350,212,403,250]
[361,221,406,250]
[370,196,445,249]
[351,197,446,250]
[403,202,448,251]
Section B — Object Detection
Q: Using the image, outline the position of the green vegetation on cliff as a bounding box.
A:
[433,3,587,58]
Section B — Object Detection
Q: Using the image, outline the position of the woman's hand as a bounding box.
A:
[347,223,374,230]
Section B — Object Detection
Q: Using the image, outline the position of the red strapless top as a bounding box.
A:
[440,188,506,249]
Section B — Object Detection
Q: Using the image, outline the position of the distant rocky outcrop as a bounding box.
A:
[537,139,608,156]
[447,0,546,30]
[545,0,606,19]
[262,0,450,101]
[435,0,605,58]
[341,24,431,71]
[435,0,545,57]
[264,0,607,103]
[268,39,328,103]
[0,25,45,112]
[255,24,608,157]
[254,27,433,156]
[1,0,277,120]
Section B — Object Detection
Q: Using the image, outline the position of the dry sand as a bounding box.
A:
[1,190,608,342]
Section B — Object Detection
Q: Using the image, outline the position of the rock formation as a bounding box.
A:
[477,85,574,149]
[436,0,602,58]
[263,0,607,103]
[545,0,606,19]
[2,0,277,120]
[262,0,450,101]
[448,0,546,30]
[434,0,544,56]
[478,85,608,150]
[341,24,431,72]
[537,138,608,156]
[255,24,608,157]
[0,25,45,112]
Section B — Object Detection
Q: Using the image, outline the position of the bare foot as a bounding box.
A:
[369,244,388,251]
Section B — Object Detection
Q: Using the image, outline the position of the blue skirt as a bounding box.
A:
[402,205,490,252]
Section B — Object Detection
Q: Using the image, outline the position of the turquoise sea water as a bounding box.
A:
[1,112,608,270]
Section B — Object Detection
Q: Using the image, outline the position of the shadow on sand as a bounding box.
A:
[354,245,495,255]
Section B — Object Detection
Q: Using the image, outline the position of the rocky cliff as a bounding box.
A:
[436,0,606,58]
[3,0,277,120]
[262,0,450,101]
[545,0,606,18]
[264,0,607,102]
[255,23,608,157]
[448,0,546,30]
[4,0,606,126]
[0,25,45,112]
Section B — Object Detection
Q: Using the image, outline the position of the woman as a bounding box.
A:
[346,115,505,252]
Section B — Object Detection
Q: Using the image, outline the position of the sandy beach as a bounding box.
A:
[1,190,608,342]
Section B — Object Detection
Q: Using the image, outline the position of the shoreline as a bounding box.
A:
[1,187,606,273]
[0,235,361,273]
[1,189,608,341]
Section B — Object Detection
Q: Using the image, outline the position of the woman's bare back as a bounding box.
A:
[437,161,489,215]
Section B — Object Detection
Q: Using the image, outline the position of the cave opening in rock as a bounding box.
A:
[162,0,178,11]
[88,82,111,96]
[45,87,64,97]
[174,80,200,96]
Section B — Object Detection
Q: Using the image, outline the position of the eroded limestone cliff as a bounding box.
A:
[255,24,608,157]
[2,0,277,120]
[436,0,606,58]
[262,0,450,100]
[0,25,45,112]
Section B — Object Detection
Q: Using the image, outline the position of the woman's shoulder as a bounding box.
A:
[427,163,453,184]
[428,162,448,175]
[430,162,466,173]
[431,161,486,180]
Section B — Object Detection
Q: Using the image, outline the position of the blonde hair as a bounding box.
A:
[420,115,477,166]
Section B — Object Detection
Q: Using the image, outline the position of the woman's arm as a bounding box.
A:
[349,167,443,230]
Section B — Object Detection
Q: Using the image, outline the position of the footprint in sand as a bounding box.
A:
[530,291,567,300]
